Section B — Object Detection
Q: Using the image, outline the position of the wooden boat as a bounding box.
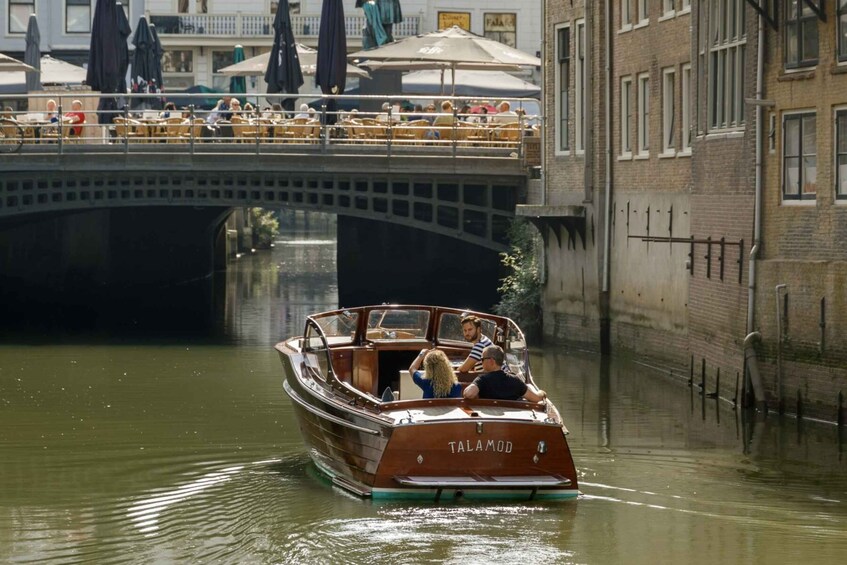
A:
[274,305,579,501]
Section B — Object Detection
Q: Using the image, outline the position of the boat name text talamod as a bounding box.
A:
[448,439,513,454]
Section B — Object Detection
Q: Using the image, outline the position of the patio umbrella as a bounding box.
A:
[24,14,41,92]
[149,24,164,92]
[377,0,402,43]
[349,26,540,95]
[130,16,157,108]
[87,0,132,124]
[0,53,36,73]
[166,84,224,110]
[116,3,131,94]
[230,45,247,94]
[222,45,368,78]
[264,0,303,112]
[316,0,348,124]
[361,0,388,49]
[402,69,540,98]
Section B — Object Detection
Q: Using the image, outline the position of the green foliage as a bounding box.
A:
[250,207,280,248]
[494,219,541,338]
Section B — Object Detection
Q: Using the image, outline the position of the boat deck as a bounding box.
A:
[380,403,553,426]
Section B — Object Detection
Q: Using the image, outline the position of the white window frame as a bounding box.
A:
[637,0,650,26]
[680,0,691,14]
[621,76,633,157]
[8,0,35,34]
[839,1,847,63]
[707,0,746,131]
[782,111,817,202]
[637,72,650,156]
[621,0,634,30]
[662,0,676,19]
[66,0,92,34]
[681,64,692,154]
[555,23,571,155]
[662,67,676,155]
[575,19,586,154]
[835,108,847,200]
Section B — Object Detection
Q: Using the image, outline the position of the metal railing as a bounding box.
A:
[147,12,421,39]
[0,93,540,161]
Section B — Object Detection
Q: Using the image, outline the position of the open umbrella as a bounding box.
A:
[265,0,304,112]
[222,44,368,78]
[25,14,41,92]
[0,53,36,73]
[349,26,540,96]
[230,45,247,94]
[87,0,132,124]
[166,84,224,110]
[402,69,540,98]
[316,0,348,124]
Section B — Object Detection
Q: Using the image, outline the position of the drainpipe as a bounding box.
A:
[745,10,766,409]
[540,0,547,206]
[584,1,594,203]
[600,0,613,352]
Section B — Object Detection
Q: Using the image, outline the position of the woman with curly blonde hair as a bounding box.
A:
[408,349,462,398]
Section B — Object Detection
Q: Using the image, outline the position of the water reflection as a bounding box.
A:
[0,222,845,563]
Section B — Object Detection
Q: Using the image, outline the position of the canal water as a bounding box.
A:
[1,220,845,564]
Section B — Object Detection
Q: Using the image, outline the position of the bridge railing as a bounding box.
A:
[0,92,540,161]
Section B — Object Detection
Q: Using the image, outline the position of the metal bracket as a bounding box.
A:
[745,0,778,30]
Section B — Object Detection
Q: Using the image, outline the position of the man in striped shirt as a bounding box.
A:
[456,315,494,373]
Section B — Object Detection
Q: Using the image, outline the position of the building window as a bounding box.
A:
[785,0,819,68]
[681,0,691,12]
[178,0,207,13]
[638,72,650,155]
[576,19,586,153]
[708,0,746,130]
[662,67,675,154]
[783,113,816,200]
[8,0,34,34]
[622,0,633,29]
[838,0,847,62]
[621,76,633,156]
[483,13,517,48]
[162,49,194,90]
[681,64,692,153]
[663,0,676,17]
[837,111,847,199]
[556,25,571,153]
[638,0,649,24]
[66,0,91,33]
[212,50,234,91]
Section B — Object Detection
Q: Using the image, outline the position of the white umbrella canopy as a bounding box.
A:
[402,69,540,98]
[219,44,369,78]
[0,55,87,93]
[348,26,541,68]
[0,52,37,73]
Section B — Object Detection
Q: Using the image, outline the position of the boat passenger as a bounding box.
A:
[456,314,494,373]
[408,349,462,399]
[463,346,547,402]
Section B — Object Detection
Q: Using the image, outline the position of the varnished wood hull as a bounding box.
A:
[279,346,579,501]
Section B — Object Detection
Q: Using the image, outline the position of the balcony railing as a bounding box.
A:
[147,12,421,39]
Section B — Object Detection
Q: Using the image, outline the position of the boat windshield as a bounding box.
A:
[436,312,498,345]
[366,308,430,341]
[504,320,529,379]
[312,310,359,346]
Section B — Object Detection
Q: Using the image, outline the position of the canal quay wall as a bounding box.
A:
[540,1,847,422]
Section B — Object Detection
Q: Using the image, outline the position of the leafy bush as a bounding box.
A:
[494,219,541,339]
[250,207,280,248]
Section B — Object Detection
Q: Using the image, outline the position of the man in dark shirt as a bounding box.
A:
[462,345,547,402]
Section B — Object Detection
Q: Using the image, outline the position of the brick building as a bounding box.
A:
[531,1,846,421]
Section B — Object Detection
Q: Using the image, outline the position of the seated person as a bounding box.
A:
[462,345,547,402]
[455,314,493,373]
[160,101,177,119]
[491,100,519,125]
[45,99,58,123]
[294,103,311,120]
[375,102,392,122]
[65,100,86,136]
[432,100,454,127]
[408,348,462,399]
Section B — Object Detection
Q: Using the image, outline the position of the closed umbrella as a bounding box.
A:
[265,0,304,112]
[230,45,247,94]
[149,24,164,92]
[131,17,157,108]
[377,0,402,43]
[87,0,132,124]
[316,0,347,124]
[24,14,41,92]
[116,3,131,94]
